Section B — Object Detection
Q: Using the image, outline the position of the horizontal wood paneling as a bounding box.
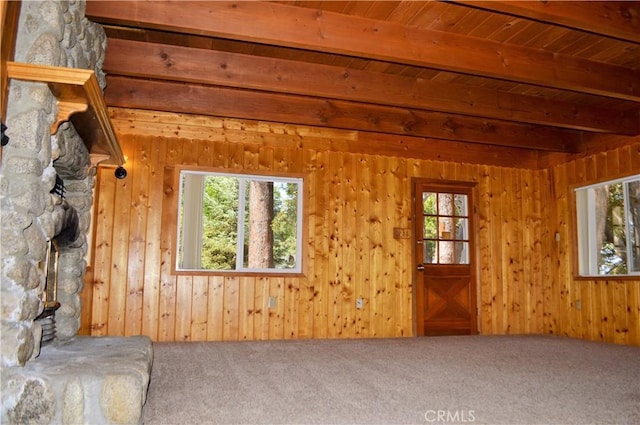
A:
[546,142,640,346]
[82,109,639,345]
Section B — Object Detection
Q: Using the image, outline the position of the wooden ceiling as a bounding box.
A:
[86,1,640,161]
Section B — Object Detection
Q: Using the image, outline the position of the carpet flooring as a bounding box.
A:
[141,335,639,425]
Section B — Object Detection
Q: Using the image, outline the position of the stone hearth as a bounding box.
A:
[2,337,153,424]
[1,1,152,423]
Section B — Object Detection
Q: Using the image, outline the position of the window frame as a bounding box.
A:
[572,173,640,279]
[170,166,306,277]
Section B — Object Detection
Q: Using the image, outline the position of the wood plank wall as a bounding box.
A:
[82,108,639,346]
[545,143,640,346]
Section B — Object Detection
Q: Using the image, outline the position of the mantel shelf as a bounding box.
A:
[6,61,124,166]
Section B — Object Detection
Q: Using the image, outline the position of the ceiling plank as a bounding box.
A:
[104,75,582,152]
[86,0,640,102]
[109,106,541,169]
[460,1,640,44]
[103,38,638,135]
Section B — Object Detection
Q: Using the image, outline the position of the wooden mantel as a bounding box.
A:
[6,61,125,166]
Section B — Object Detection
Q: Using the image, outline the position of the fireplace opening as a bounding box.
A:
[35,175,81,345]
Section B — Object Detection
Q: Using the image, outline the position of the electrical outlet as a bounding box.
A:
[268,296,277,309]
[356,297,363,309]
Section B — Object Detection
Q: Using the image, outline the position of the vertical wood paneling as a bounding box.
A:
[613,282,628,345]
[543,167,559,335]
[477,166,492,334]
[299,151,316,339]
[239,277,255,340]
[555,162,571,337]
[382,156,396,337]
[545,164,560,336]
[342,153,356,339]
[581,281,595,341]
[207,276,224,340]
[191,276,209,341]
[628,283,640,346]
[108,140,134,336]
[284,277,299,339]
[396,157,410,336]
[157,158,180,341]
[90,167,116,335]
[125,136,150,336]
[87,112,638,346]
[141,135,165,340]
[175,275,193,341]
[492,169,505,333]
[546,141,640,346]
[532,169,546,331]
[355,154,371,337]
[327,150,343,338]
[591,280,605,341]
[253,277,269,340]
[507,168,523,333]
[223,276,239,340]
[369,156,384,337]
[313,150,329,339]
[521,169,533,333]
[269,277,285,339]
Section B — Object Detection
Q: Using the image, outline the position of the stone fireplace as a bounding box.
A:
[2,119,96,359]
[1,1,152,423]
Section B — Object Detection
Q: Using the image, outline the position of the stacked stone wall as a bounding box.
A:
[1,0,105,368]
[1,0,108,422]
[1,4,153,424]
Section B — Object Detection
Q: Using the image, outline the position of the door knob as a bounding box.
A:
[417,264,425,271]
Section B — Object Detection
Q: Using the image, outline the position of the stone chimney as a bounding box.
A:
[2,4,153,423]
[1,0,107,368]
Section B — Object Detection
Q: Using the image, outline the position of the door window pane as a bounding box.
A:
[423,192,437,214]
[454,218,468,240]
[438,241,455,264]
[455,242,469,264]
[424,216,437,239]
[454,194,468,216]
[439,217,454,240]
[424,240,437,264]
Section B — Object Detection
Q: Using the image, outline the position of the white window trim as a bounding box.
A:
[177,170,303,274]
[575,174,640,277]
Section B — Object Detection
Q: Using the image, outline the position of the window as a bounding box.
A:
[575,174,640,276]
[421,191,470,265]
[177,170,303,273]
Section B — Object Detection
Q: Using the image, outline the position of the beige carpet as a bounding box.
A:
[141,335,639,425]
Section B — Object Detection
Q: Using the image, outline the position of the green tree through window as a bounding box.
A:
[177,171,303,273]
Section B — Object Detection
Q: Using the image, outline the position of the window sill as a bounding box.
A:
[574,274,640,282]
[174,269,306,278]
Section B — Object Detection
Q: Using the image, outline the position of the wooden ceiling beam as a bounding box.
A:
[104,75,583,153]
[86,0,640,102]
[103,38,638,135]
[459,1,640,44]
